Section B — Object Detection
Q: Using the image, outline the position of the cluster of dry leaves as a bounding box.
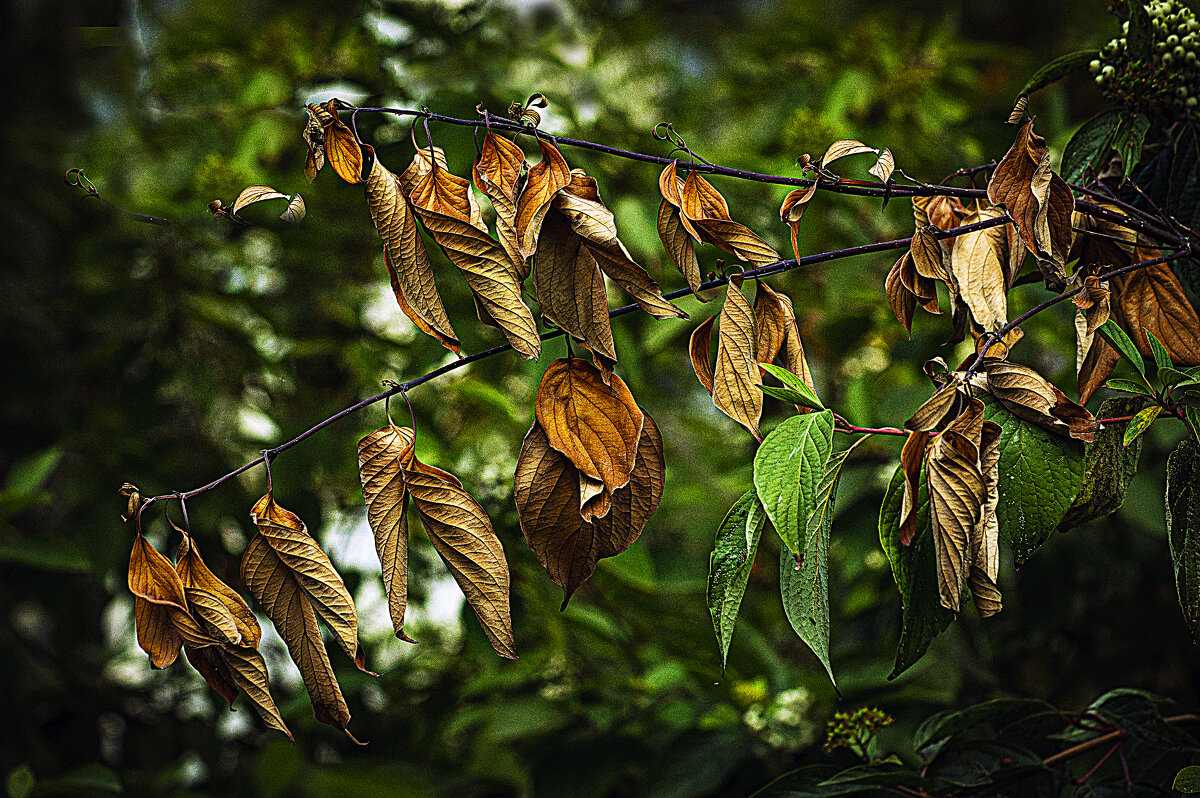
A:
[125,101,1200,738]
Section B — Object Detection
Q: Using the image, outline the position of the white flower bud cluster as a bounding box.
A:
[1089,0,1200,116]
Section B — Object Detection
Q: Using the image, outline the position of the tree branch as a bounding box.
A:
[1042,713,1200,768]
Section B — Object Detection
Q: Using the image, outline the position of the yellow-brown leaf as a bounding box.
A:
[358,422,417,641]
[514,138,572,261]
[712,278,762,441]
[532,210,617,363]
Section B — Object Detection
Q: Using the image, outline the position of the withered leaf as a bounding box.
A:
[129,534,214,668]
[950,208,1010,332]
[987,119,1073,289]
[870,148,896,182]
[905,382,966,433]
[280,194,306,224]
[303,104,327,181]
[247,493,364,670]
[679,169,780,266]
[536,358,645,508]
[753,281,816,408]
[319,102,365,185]
[690,314,717,396]
[217,644,292,739]
[819,139,877,168]
[969,420,1003,617]
[1078,334,1121,405]
[1111,258,1200,366]
[554,171,686,321]
[898,431,928,546]
[514,137,572,261]
[779,185,818,261]
[983,360,1098,441]
[712,277,763,441]
[657,196,710,299]
[927,406,986,612]
[358,421,417,641]
[514,414,664,607]
[176,533,260,648]
[410,159,540,359]
[533,210,617,364]
[232,185,289,215]
[365,153,460,354]
[241,531,352,733]
[910,225,950,284]
[473,132,526,276]
[402,468,517,659]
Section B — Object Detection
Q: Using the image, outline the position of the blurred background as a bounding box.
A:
[3,0,1197,795]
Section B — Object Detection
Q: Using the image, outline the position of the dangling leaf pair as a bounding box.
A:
[357,418,517,658]
[903,395,1003,616]
[128,521,290,738]
[303,100,366,184]
[514,358,665,607]
[691,277,817,440]
[657,162,780,298]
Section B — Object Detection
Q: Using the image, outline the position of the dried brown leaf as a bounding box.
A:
[358,421,417,641]
[753,281,816,403]
[322,103,364,185]
[535,358,645,496]
[969,420,1003,618]
[514,138,572,261]
[473,132,527,277]
[819,139,877,168]
[232,185,289,215]
[886,255,918,334]
[713,278,763,441]
[779,185,818,261]
[898,431,928,546]
[928,419,985,612]
[870,148,896,182]
[533,210,617,363]
[690,314,716,396]
[983,360,1098,440]
[402,468,517,659]
[1111,257,1200,365]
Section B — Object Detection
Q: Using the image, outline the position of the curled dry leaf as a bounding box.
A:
[514,413,664,607]
[987,119,1072,289]
[402,468,517,659]
[690,314,717,396]
[905,382,967,433]
[303,104,327,181]
[535,358,645,509]
[473,132,526,276]
[949,207,1012,332]
[1111,257,1200,366]
[409,157,540,359]
[657,163,712,300]
[365,152,459,354]
[232,186,288,215]
[514,137,572,261]
[819,139,877,168]
[129,534,214,669]
[910,225,950,284]
[533,210,617,363]
[753,281,816,409]
[712,277,763,441]
[870,148,896,182]
[358,421,417,641]
[886,255,918,334]
[242,492,363,734]
[304,100,364,185]
[981,360,1098,441]
[969,421,1003,617]
[927,400,986,612]
[779,184,818,262]
[898,431,928,546]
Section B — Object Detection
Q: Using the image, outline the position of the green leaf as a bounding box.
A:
[1104,378,1152,396]
[913,698,1054,760]
[1090,688,1200,752]
[759,384,822,409]
[780,449,851,689]
[1160,367,1196,387]
[1186,406,1200,445]
[758,362,824,410]
[5,765,34,798]
[1019,50,1097,95]
[1097,319,1145,376]
[1174,766,1200,792]
[879,466,956,679]
[753,410,835,553]
[1123,405,1162,448]
[707,490,766,668]
[1111,112,1150,185]
[5,447,62,495]
[981,399,1085,564]
[1167,439,1200,640]
[1128,0,1154,58]
[1060,398,1145,532]
[1146,330,1173,372]
[1062,110,1122,185]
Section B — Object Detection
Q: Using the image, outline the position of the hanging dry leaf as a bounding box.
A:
[969,420,1003,618]
[819,139,877,168]
[910,225,950,283]
[514,137,572,261]
[402,468,517,659]
[657,163,713,300]
[535,358,645,505]
[949,209,1010,332]
[533,210,617,364]
[913,195,970,234]
[679,169,780,266]
[690,314,717,396]
[358,421,417,641]
[886,256,918,334]
[514,414,664,607]
[303,104,327,181]
[712,277,763,441]
[753,281,816,407]
[898,430,928,546]
[779,184,818,261]
[232,186,288,215]
[927,403,986,612]
[905,382,967,433]
[307,100,364,185]
[129,534,213,668]
[365,153,460,354]
[982,360,1098,441]
[176,533,260,648]
[553,171,686,321]
[870,148,896,182]
[987,119,1072,289]
[1110,257,1200,366]
[409,158,540,359]
[473,132,527,276]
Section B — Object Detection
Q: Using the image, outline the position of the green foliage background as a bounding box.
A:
[2,0,1196,795]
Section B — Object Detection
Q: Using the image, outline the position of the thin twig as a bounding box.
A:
[1042,713,1200,767]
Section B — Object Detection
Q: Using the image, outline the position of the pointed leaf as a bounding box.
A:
[690,314,716,396]
[533,210,617,363]
[232,185,289,215]
[819,139,877,168]
[403,468,516,658]
[753,410,835,554]
[1147,329,1175,373]
[514,138,572,260]
[758,363,823,410]
[1122,405,1162,448]
[707,490,766,668]
[1167,440,1200,640]
[1097,318,1146,376]
[358,421,417,640]
[713,279,763,440]
[1060,397,1145,531]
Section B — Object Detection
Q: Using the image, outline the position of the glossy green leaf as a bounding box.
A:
[1167,439,1200,640]
[753,410,835,554]
[879,466,956,679]
[1018,50,1097,95]
[1104,378,1152,396]
[1060,398,1145,532]
[759,384,823,409]
[981,399,1085,564]
[1061,110,1122,185]
[780,449,850,689]
[1111,112,1150,184]
[1123,405,1162,449]
[1175,766,1200,793]
[707,490,766,668]
[758,362,824,410]
[1146,329,1173,373]
[1089,688,1200,752]
[1160,367,1196,387]
[1097,319,1145,376]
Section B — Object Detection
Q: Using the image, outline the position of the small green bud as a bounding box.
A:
[1188,96,1198,107]
[1103,64,1115,77]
